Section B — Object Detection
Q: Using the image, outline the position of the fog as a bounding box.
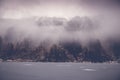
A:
[0,0,120,46]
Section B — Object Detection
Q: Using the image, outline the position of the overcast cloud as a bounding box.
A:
[0,0,120,46]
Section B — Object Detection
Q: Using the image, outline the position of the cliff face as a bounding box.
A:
[0,36,119,62]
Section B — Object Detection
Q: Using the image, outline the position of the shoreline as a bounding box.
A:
[0,59,119,64]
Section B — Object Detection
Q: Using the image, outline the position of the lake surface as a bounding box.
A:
[0,62,120,80]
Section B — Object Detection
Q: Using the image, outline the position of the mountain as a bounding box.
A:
[0,36,119,62]
[0,16,120,62]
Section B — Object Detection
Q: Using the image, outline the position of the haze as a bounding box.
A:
[0,0,120,46]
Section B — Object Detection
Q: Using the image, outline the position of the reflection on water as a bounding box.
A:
[82,68,96,71]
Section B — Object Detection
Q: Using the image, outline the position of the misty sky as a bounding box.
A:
[0,0,85,19]
[0,0,119,19]
[0,0,120,45]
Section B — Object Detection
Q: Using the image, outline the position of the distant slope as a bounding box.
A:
[0,36,120,62]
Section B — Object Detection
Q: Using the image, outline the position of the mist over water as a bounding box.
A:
[0,1,120,79]
[0,0,120,46]
[0,0,120,62]
[0,15,120,46]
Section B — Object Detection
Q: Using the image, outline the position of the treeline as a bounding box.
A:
[0,36,120,62]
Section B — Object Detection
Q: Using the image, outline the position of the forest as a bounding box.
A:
[0,36,120,63]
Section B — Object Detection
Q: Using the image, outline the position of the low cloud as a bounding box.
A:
[0,15,120,46]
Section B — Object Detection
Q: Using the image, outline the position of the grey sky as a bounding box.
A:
[0,0,120,45]
[0,0,119,19]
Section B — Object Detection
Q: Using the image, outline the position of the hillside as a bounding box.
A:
[0,36,120,62]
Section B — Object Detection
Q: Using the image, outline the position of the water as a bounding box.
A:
[0,62,120,80]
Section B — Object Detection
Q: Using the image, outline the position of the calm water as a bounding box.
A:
[0,62,120,80]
